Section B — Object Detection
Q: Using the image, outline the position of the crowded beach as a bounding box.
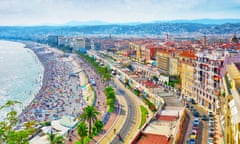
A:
[18,44,88,123]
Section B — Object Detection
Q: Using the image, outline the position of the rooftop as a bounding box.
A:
[158,115,177,121]
[178,50,196,59]
[143,119,177,136]
[135,133,169,144]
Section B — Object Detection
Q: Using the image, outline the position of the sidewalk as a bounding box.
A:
[96,94,128,144]
[215,115,224,144]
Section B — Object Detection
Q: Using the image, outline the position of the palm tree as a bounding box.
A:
[77,122,88,144]
[80,106,100,137]
[0,100,21,111]
[93,120,103,134]
[48,132,64,144]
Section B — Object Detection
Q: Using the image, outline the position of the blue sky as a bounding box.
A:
[0,0,240,25]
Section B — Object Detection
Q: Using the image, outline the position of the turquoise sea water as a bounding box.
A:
[0,40,44,120]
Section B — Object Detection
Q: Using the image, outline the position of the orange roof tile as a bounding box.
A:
[136,133,169,144]
[158,115,176,121]
[179,50,196,59]
[142,80,158,88]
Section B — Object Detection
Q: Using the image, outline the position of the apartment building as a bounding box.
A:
[157,50,171,74]
[169,56,178,76]
[193,49,240,112]
[193,50,227,112]
[223,63,240,144]
[178,51,196,101]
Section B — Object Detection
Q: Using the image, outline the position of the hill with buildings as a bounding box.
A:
[0,22,240,41]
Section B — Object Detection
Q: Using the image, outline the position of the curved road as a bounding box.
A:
[110,78,141,144]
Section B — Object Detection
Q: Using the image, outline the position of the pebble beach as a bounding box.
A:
[18,43,87,123]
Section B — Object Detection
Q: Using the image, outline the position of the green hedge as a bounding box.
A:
[139,105,148,128]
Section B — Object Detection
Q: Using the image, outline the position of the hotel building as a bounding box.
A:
[223,63,240,144]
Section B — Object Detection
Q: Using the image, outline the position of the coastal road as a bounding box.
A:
[110,78,141,144]
[98,93,128,144]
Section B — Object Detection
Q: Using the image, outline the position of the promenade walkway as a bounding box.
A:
[112,78,142,144]
[97,94,128,144]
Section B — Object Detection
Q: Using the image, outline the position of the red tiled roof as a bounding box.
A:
[221,43,233,48]
[158,115,176,121]
[136,133,169,144]
[142,80,158,88]
[165,41,175,46]
[179,50,196,59]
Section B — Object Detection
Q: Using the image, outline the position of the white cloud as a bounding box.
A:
[0,0,239,25]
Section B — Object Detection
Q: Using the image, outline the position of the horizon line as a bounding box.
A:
[1,18,240,27]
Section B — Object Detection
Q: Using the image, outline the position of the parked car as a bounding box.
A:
[192,126,199,132]
[208,138,214,144]
[190,134,196,140]
[209,122,214,128]
[188,138,196,144]
[193,111,200,117]
[201,115,208,121]
[208,112,214,117]
[209,132,214,138]
[186,103,190,108]
[209,117,214,121]
[209,128,214,134]
[191,129,198,135]
[191,99,197,104]
[193,120,200,127]
[209,127,214,132]
[192,108,197,113]
[190,131,197,138]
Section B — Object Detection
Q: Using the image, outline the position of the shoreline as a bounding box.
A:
[18,42,85,123]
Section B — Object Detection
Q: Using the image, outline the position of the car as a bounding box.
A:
[209,125,215,130]
[193,118,199,124]
[209,119,214,124]
[208,112,214,117]
[192,108,197,113]
[192,126,199,133]
[209,132,214,137]
[209,123,214,128]
[190,106,194,111]
[209,127,214,131]
[209,128,214,134]
[201,115,208,121]
[190,131,197,137]
[191,129,198,135]
[188,138,196,144]
[209,117,214,121]
[192,126,199,131]
[191,99,197,104]
[193,111,200,117]
[208,138,214,144]
[190,134,196,139]
[209,121,214,126]
[193,122,199,127]
[194,118,199,121]
[186,103,190,108]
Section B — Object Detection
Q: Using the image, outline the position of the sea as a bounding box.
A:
[0,40,44,121]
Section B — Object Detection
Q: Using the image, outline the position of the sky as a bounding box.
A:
[0,0,240,26]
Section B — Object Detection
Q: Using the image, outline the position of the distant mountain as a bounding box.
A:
[154,19,240,25]
[1,22,240,41]
[64,20,109,26]
[39,18,240,26]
